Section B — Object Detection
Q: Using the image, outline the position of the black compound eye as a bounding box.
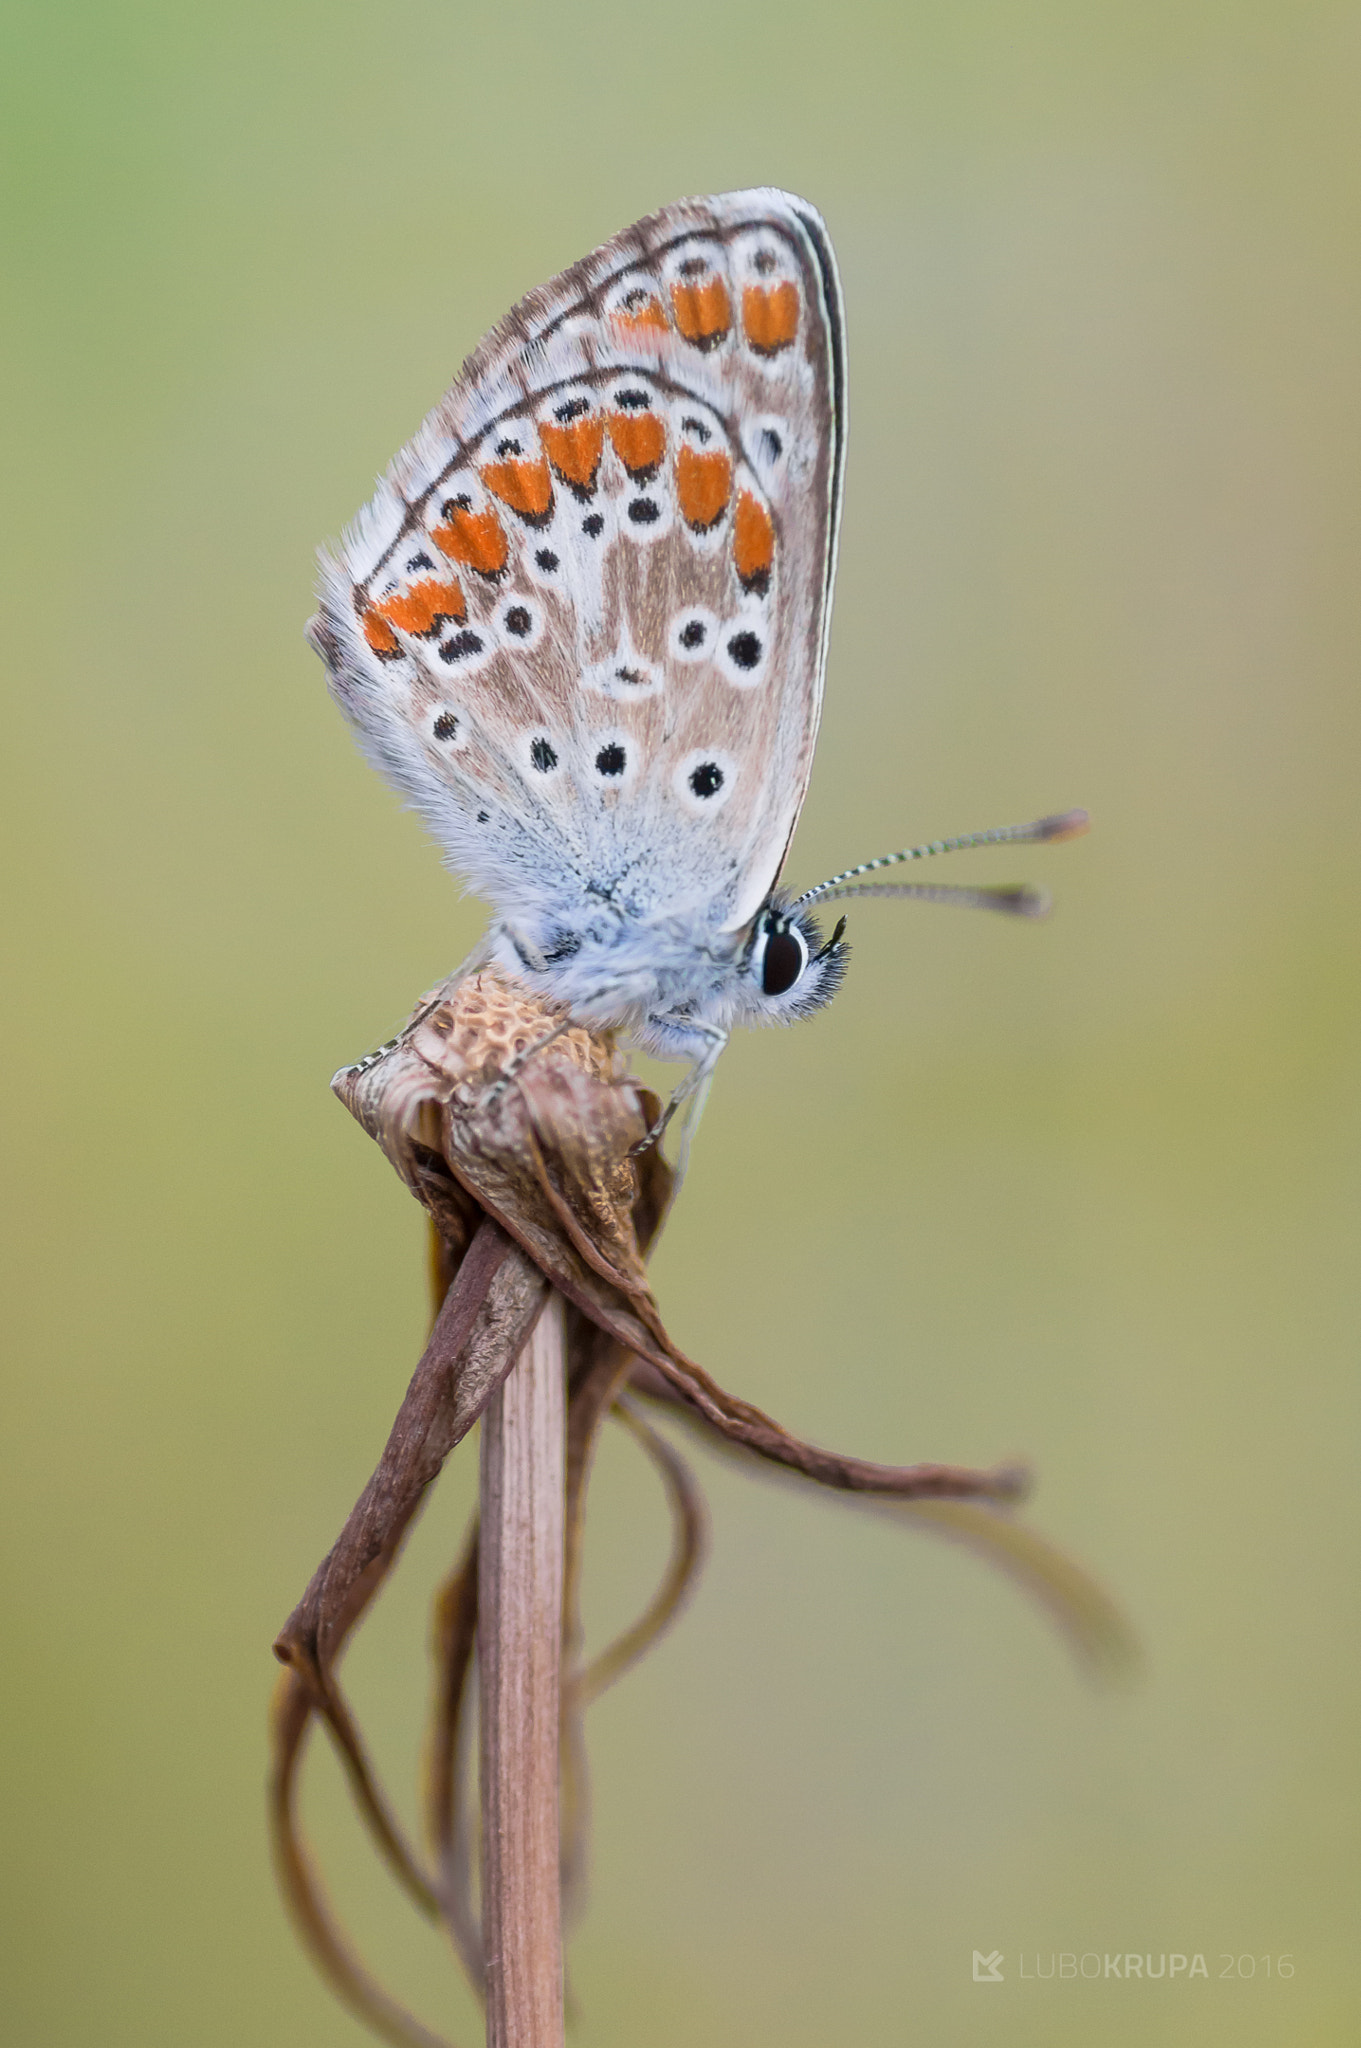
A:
[760,920,806,997]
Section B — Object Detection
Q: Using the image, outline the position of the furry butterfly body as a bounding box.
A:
[309,190,848,1081]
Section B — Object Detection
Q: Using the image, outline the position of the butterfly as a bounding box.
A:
[308,189,1084,1141]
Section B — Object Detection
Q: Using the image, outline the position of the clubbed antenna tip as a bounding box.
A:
[1035,808,1090,843]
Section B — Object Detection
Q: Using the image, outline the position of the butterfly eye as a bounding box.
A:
[758,916,808,997]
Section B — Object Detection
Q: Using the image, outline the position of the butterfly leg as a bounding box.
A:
[629,1021,730,1160]
[479,1014,575,1110]
[338,997,447,1079]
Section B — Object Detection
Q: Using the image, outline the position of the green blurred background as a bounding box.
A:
[3,2,1359,2042]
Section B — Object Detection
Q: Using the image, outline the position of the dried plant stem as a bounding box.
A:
[478,1291,567,2048]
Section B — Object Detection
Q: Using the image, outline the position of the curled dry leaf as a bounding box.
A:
[336,967,1024,1507]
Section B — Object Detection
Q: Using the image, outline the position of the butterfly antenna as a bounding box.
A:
[812,880,1053,917]
[791,809,1089,912]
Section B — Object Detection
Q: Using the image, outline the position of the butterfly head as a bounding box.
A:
[739,901,848,1025]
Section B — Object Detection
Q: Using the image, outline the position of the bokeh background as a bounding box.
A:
[4,3,1359,2043]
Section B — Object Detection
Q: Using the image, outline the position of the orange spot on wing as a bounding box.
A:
[431,501,509,578]
[733,491,775,593]
[374,576,466,637]
[676,445,732,531]
[670,275,731,350]
[539,415,605,493]
[741,280,799,354]
[358,601,401,659]
[607,410,666,480]
[479,453,553,524]
[611,290,669,333]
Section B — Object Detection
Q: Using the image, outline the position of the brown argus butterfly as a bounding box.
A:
[307,190,1085,1143]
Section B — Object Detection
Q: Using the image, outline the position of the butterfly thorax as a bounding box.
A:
[489,902,752,1059]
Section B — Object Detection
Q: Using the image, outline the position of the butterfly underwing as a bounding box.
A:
[308,189,849,1108]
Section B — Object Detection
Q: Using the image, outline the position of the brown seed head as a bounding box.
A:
[412,970,619,1093]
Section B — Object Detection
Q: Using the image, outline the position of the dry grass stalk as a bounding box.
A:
[478,1293,567,2048]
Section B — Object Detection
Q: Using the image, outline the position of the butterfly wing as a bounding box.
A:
[310,188,846,940]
